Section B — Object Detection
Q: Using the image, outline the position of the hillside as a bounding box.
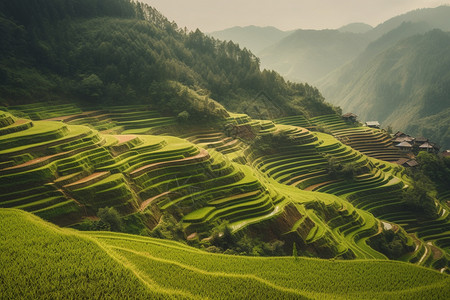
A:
[209,25,292,54]
[212,6,450,90]
[367,6,450,41]
[1,0,450,294]
[258,29,370,83]
[2,208,449,299]
[0,0,336,120]
[318,29,450,149]
[1,101,449,271]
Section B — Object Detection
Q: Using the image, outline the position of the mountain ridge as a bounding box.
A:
[319,29,450,148]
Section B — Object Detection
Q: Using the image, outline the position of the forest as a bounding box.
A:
[0,0,337,121]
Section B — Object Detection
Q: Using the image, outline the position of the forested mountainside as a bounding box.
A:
[0,0,336,121]
[319,29,450,149]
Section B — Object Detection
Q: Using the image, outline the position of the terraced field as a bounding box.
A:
[1,104,449,273]
[245,122,449,271]
[276,114,405,162]
[2,209,449,299]
[0,111,277,234]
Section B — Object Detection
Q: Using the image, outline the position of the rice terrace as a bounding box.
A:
[1,0,449,299]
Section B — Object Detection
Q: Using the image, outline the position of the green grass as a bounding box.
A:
[2,209,449,300]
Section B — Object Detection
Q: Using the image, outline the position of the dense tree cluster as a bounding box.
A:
[401,152,450,219]
[0,0,337,120]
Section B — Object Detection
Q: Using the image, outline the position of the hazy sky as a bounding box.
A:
[144,0,450,32]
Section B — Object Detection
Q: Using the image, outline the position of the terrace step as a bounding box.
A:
[64,171,111,190]
[130,148,210,178]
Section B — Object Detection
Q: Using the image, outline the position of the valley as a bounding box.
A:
[0,0,449,298]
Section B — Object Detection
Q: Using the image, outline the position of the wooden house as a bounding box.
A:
[395,141,413,152]
[342,113,358,123]
[365,121,380,129]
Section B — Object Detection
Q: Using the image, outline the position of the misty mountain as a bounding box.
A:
[209,26,292,54]
[318,21,435,100]
[367,6,450,41]
[258,29,370,83]
[338,22,373,34]
[319,30,450,149]
[215,6,450,85]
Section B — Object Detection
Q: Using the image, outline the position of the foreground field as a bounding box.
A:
[1,209,448,299]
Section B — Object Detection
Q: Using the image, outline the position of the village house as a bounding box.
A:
[393,131,407,138]
[342,113,358,123]
[392,135,414,145]
[391,131,440,154]
[395,158,419,168]
[395,141,413,152]
[419,142,435,153]
[414,137,428,145]
[365,121,380,129]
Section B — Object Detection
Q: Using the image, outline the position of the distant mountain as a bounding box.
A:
[230,6,450,84]
[319,30,450,149]
[318,21,435,100]
[367,6,450,41]
[209,26,292,54]
[338,22,373,33]
[258,29,370,83]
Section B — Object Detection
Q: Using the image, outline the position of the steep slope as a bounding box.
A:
[367,6,450,41]
[258,29,370,83]
[2,208,449,299]
[225,6,450,86]
[319,29,450,148]
[209,25,292,54]
[0,106,391,259]
[6,103,449,267]
[0,0,335,120]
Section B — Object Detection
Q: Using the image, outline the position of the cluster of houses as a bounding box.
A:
[392,131,440,154]
[341,113,449,168]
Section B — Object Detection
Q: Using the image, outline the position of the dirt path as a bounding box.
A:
[44,111,101,122]
[418,244,429,264]
[130,148,209,177]
[64,171,109,188]
[112,135,137,144]
[304,180,337,191]
[9,119,28,126]
[2,151,66,170]
[140,191,172,211]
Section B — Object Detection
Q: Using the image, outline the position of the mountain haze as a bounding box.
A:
[367,6,450,41]
[320,29,450,148]
[209,26,292,54]
[258,29,370,83]
[338,22,373,33]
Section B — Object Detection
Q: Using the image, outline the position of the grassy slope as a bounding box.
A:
[1,208,449,299]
